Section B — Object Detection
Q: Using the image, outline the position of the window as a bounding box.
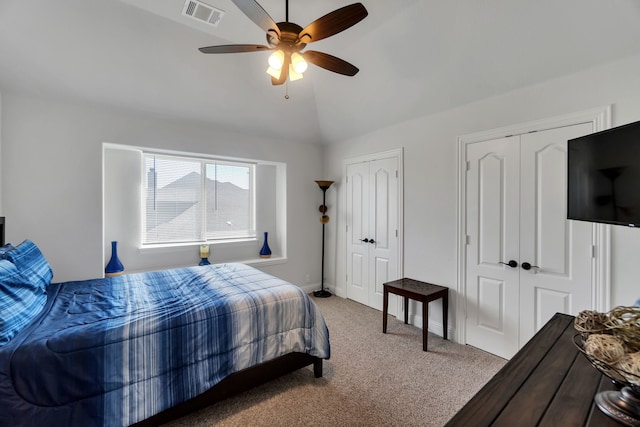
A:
[143,153,255,245]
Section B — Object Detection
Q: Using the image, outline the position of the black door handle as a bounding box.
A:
[521,262,539,271]
[499,260,518,268]
[369,239,375,244]
[359,238,369,243]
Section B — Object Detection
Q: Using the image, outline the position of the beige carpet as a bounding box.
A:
[164,295,506,427]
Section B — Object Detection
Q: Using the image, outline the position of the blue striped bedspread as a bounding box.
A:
[0,263,330,426]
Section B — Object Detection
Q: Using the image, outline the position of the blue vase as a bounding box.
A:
[260,232,272,258]
[105,241,124,277]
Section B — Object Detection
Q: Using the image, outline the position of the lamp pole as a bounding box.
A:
[314,180,333,298]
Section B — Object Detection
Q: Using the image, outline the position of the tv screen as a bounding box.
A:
[568,120,640,227]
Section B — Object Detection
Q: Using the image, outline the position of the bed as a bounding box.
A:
[0,240,330,427]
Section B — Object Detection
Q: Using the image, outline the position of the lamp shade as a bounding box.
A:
[266,50,285,79]
[268,50,285,69]
[266,66,282,79]
[291,52,308,74]
[289,64,304,81]
[315,180,334,190]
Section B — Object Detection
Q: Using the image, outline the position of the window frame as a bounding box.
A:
[141,151,256,247]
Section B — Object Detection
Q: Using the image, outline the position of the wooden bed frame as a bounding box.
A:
[132,352,323,426]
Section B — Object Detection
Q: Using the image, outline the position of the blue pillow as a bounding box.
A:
[4,240,53,290]
[0,259,47,346]
[0,243,15,257]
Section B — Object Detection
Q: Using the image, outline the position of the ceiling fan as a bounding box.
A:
[199,0,368,85]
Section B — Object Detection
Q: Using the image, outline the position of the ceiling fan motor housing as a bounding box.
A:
[268,22,306,52]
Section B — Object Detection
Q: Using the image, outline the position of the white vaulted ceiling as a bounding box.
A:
[1,0,640,144]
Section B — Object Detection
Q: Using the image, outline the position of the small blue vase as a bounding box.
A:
[259,232,271,258]
[105,241,124,277]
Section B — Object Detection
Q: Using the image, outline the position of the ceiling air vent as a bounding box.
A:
[182,0,225,27]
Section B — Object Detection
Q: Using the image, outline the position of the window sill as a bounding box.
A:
[115,256,287,276]
[138,239,257,253]
[242,256,287,267]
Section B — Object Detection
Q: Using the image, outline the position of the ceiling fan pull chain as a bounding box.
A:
[284,81,290,99]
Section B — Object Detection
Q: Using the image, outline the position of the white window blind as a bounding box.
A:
[143,153,255,245]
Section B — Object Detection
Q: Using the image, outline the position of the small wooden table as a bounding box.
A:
[382,278,448,351]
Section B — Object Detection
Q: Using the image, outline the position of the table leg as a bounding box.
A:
[422,299,429,351]
[443,293,448,341]
[404,297,409,324]
[382,289,388,333]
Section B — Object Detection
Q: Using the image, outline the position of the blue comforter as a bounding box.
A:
[0,263,330,426]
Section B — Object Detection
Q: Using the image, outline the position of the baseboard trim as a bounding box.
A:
[408,315,455,342]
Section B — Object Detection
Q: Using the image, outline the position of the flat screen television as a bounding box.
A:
[568,120,640,227]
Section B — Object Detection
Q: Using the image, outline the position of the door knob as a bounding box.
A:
[359,238,369,243]
[521,262,539,271]
[369,239,375,244]
[499,260,518,268]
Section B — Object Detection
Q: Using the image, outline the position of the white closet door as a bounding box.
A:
[346,156,400,312]
[368,157,399,310]
[465,136,521,359]
[465,123,594,359]
[518,123,594,346]
[346,161,370,306]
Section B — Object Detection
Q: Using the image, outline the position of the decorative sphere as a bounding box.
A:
[320,215,330,224]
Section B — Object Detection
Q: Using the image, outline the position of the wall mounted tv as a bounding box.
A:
[568,119,640,228]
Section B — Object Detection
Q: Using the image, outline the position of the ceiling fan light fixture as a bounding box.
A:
[290,52,308,74]
[268,50,285,69]
[288,64,304,81]
[266,66,282,79]
[266,50,285,79]
[199,1,368,85]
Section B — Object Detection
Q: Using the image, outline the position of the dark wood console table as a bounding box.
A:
[382,278,448,351]
[446,313,622,426]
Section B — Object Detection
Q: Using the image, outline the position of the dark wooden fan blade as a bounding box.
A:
[232,0,280,38]
[303,51,359,76]
[298,3,368,44]
[199,44,270,54]
[271,54,290,86]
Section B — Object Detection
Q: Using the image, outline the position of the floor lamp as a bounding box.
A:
[314,180,334,298]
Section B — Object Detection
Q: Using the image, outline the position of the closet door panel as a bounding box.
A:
[372,167,390,249]
[465,136,520,359]
[369,157,399,311]
[518,123,594,347]
[346,162,370,306]
[528,143,569,275]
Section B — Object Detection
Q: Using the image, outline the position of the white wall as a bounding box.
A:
[324,53,640,335]
[1,93,325,288]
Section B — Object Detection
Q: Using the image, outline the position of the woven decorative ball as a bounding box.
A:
[584,334,626,365]
[605,306,640,352]
[615,352,640,385]
[574,310,609,336]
